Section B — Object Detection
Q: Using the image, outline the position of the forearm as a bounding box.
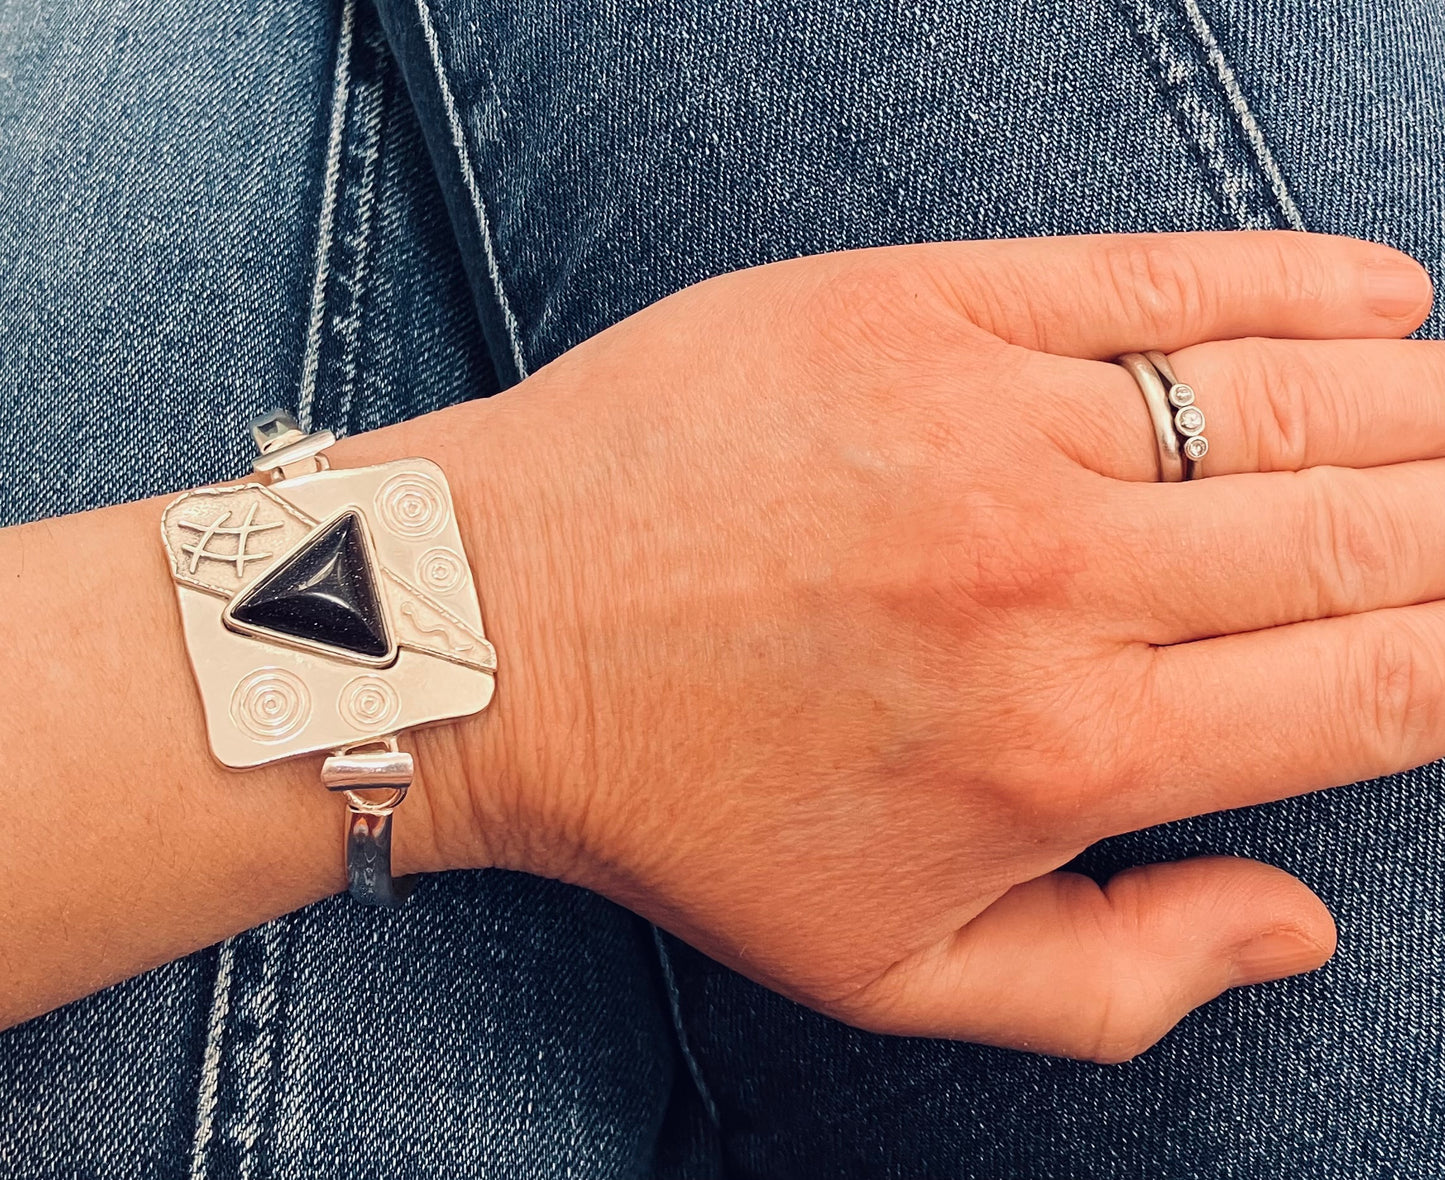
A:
[0,394,541,1028]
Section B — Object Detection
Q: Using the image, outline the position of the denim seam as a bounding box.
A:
[330,40,388,437]
[1117,0,1305,230]
[229,919,290,1179]
[412,0,529,379]
[186,940,237,1179]
[1179,0,1305,230]
[184,919,294,1179]
[651,926,721,1129]
[297,0,359,433]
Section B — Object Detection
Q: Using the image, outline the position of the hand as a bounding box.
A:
[452,230,1440,1062]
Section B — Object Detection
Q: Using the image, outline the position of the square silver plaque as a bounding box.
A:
[162,457,495,768]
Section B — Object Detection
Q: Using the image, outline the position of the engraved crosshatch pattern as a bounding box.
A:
[162,485,317,597]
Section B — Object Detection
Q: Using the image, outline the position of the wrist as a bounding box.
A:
[333,384,584,882]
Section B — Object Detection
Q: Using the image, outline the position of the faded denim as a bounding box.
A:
[5,0,1445,1175]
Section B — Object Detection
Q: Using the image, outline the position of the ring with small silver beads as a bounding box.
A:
[1144,349,1209,478]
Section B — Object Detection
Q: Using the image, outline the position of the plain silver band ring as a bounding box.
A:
[1118,352,1184,483]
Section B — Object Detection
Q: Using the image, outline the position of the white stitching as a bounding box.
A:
[1181,0,1305,230]
[652,926,721,1128]
[186,922,291,1179]
[331,64,388,435]
[187,939,236,1180]
[230,921,288,1180]
[297,0,359,433]
[1122,0,1300,231]
[413,0,529,379]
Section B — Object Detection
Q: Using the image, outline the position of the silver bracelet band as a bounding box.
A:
[323,740,417,907]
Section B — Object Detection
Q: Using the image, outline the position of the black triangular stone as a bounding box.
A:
[230,512,389,659]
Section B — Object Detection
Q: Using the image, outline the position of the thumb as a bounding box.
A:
[832,856,1336,1063]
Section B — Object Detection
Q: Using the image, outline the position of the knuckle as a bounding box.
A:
[820,976,908,1035]
[1235,343,1358,473]
[810,257,901,326]
[1062,881,1173,1064]
[952,261,1059,348]
[921,492,1083,615]
[1095,240,1207,339]
[1358,619,1442,758]
[1081,919,1174,1063]
[985,672,1134,830]
[797,252,966,370]
[1059,651,1160,826]
[1083,1008,1159,1065]
[1258,231,1336,310]
[1304,472,1402,615]
[1248,347,1316,471]
[995,748,1079,823]
[1418,340,1445,398]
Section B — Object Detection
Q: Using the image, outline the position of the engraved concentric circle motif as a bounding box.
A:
[230,669,311,743]
[376,473,448,539]
[417,546,467,594]
[1167,382,1196,409]
[1183,435,1210,461]
[339,675,402,732]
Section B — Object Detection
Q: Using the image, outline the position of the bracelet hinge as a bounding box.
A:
[248,409,336,482]
[322,745,413,816]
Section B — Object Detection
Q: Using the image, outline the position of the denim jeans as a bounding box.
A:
[4,0,1445,1175]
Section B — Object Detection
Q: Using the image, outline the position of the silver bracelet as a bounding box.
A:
[160,411,496,906]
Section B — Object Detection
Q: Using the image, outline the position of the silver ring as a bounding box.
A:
[1118,352,1184,482]
[1144,350,1209,478]
[1118,351,1210,481]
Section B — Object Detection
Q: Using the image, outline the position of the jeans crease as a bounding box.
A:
[297,0,359,434]
[411,0,528,379]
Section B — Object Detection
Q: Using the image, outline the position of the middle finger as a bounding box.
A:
[1104,458,1445,645]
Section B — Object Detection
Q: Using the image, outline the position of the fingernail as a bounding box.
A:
[1229,926,1333,987]
[1362,254,1433,320]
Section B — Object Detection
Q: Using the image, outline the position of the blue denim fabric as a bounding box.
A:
[8,0,1445,1177]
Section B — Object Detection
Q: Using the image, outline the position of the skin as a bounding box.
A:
[4,230,1444,1062]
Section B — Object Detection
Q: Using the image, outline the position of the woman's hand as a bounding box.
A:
[450,230,1442,1062]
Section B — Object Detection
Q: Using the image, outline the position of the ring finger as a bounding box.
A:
[1057,337,1445,481]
